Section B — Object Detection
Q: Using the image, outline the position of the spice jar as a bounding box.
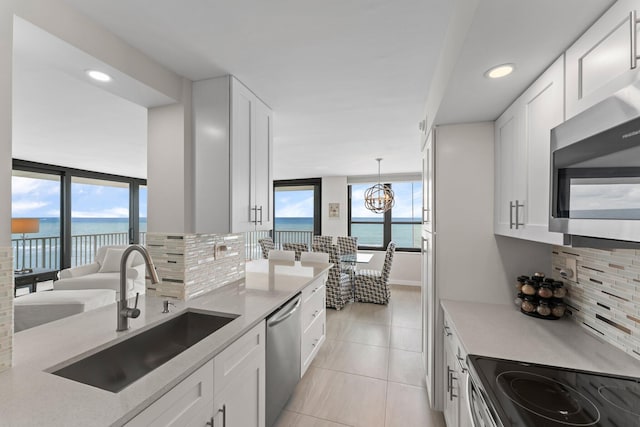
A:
[521,296,537,313]
[516,276,528,291]
[522,280,538,296]
[553,281,567,298]
[533,272,546,280]
[537,300,551,316]
[537,283,554,299]
[515,292,524,306]
[551,301,566,318]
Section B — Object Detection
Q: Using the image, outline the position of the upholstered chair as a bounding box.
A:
[312,235,333,246]
[258,237,275,259]
[336,236,358,255]
[312,243,352,310]
[282,242,309,261]
[354,242,396,305]
[268,250,295,261]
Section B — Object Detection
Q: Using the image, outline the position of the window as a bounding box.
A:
[349,180,422,251]
[274,178,321,236]
[13,159,146,269]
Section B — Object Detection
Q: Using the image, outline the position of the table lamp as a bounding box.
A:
[12,218,40,274]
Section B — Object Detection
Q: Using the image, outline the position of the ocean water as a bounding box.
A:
[275,217,420,248]
[11,217,148,240]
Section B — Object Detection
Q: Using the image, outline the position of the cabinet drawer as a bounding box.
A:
[301,276,326,304]
[214,321,265,395]
[125,359,213,427]
[301,285,325,333]
[301,314,325,377]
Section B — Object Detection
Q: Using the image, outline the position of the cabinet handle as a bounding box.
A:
[217,404,226,427]
[312,309,319,317]
[448,367,458,401]
[258,206,263,225]
[631,11,640,69]
[443,326,452,337]
[456,355,468,373]
[509,201,514,229]
[250,206,258,224]
[206,416,214,426]
[514,200,524,229]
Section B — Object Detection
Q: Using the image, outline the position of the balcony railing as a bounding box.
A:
[11,232,147,271]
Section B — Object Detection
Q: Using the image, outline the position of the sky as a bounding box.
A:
[275,181,422,219]
[12,175,147,218]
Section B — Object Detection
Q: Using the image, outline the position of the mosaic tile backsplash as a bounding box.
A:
[146,233,245,300]
[0,248,13,372]
[552,245,640,361]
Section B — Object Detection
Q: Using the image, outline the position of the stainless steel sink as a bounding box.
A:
[51,310,239,392]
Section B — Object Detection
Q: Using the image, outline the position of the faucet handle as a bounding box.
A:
[129,292,141,319]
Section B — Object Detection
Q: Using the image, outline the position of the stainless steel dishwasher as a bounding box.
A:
[265,293,302,427]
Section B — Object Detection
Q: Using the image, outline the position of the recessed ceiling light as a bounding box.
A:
[484,63,515,79]
[85,70,112,82]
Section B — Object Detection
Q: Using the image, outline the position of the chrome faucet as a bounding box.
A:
[117,245,160,332]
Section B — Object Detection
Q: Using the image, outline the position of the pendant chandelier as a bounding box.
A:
[364,158,395,213]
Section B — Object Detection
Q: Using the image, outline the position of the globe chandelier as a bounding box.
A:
[364,158,395,213]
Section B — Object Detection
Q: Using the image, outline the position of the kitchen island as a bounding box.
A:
[0,260,330,427]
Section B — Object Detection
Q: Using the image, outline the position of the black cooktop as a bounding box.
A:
[468,355,640,427]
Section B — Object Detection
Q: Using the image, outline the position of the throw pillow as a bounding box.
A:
[99,248,126,273]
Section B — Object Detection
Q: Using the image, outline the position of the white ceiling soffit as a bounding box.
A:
[63,0,455,179]
[435,0,616,125]
[12,17,151,179]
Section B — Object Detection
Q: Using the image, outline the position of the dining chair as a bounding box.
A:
[300,251,329,263]
[282,242,309,261]
[336,236,358,255]
[312,235,333,246]
[268,250,296,261]
[354,241,396,305]
[312,243,351,310]
[258,237,275,259]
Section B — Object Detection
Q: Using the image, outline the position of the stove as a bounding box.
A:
[467,355,640,427]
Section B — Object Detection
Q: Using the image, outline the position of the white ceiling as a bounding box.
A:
[15,1,617,180]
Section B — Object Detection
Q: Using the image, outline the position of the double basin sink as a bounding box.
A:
[51,310,239,393]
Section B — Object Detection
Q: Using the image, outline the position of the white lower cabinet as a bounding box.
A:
[125,360,215,427]
[126,322,265,427]
[442,315,471,427]
[212,322,266,427]
[300,274,326,377]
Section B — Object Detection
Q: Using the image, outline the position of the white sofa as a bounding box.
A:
[53,245,146,300]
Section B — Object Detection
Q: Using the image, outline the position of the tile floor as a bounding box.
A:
[275,285,445,427]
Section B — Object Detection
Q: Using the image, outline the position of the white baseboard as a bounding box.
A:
[390,280,421,287]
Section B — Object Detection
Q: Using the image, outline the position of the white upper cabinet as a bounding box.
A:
[193,76,273,234]
[494,56,565,245]
[566,0,640,118]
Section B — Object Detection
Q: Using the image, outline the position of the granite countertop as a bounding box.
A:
[0,259,331,427]
[441,299,640,378]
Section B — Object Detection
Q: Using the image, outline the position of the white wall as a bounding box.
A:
[321,176,421,286]
[321,176,348,236]
[435,122,551,305]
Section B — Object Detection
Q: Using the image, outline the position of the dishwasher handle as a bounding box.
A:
[267,295,302,327]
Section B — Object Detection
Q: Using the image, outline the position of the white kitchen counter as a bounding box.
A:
[441,300,640,378]
[0,259,330,427]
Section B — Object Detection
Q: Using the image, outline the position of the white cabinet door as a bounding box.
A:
[125,360,214,427]
[494,102,521,236]
[253,100,273,231]
[442,335,459,427]
[519,57,565,245]
[566,0,640,118]
[213,322,266,427]
[231,79,255,233]
[494,56,566,245]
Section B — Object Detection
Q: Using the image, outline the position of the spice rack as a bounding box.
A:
[515,273,567,320]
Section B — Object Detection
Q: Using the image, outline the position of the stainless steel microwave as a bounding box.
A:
[550,82,640,247]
